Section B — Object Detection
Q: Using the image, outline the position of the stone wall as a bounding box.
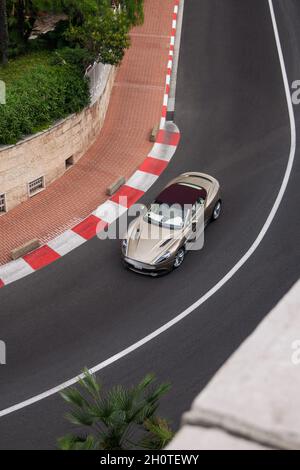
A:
[167,281,300,450]
[0,65,116,212]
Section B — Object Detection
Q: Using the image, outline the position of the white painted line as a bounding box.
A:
[166,74,171,86]
[167,59,173,70]
[126,170,158,192]
[48,231,86,257]
[0,0,294,422]
[172,19,177,30]
[171,36,175,46]
[168,0,184,113]
[160,117,166,128]
[168,97,176,111]
[174,5,179,14]
[92,200,128,225]
[149,142,177,161]
[0,258,34,285]
[163,94,169,106]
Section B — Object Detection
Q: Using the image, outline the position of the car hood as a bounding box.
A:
[126,216,181,264]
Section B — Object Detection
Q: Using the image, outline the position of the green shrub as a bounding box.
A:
[0,58,90,145]
[51,47,94,73]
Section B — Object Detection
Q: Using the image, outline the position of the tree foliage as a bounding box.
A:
[0,0,145,141]
[0,0,9,64]
[65,7,130,65]
[58,369,174,450]
[3,0,145,65]
[116,0,144,26]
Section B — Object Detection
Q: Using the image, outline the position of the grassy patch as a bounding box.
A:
[0,51,53,85]
[0,51,90,145]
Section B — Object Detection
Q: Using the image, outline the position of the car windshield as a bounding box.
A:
[145,203,188,229]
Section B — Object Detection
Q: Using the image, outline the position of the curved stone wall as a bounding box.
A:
[0,65,116,212]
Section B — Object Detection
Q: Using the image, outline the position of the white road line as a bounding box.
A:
[0,0,296,419]
[148,142,177,161]
[92,200,128,224]
[0,259,34,285]
[168,0,185,114]
[48,231,86,257]
[126,170,158,192]
[160,117,166,128]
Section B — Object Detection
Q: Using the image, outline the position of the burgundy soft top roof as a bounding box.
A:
[155,183,207,206]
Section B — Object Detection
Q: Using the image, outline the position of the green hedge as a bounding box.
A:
[0,58,90,145]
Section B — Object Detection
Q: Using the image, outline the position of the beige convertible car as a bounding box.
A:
[121,172,221,276]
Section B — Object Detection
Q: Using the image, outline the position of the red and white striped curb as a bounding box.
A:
[0,0,181,288]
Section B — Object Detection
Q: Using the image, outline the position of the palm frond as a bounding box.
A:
[65,407,95,427]
[107,385,134,417]
[146,382,172,404]
[78,368,101,401]
[60,370,172,451]
[89,397,114,425]
[135,373,156,393]
[131,402,157,424]
[140,417,174,450]
[58,433,99,450]
[60,387,88,408]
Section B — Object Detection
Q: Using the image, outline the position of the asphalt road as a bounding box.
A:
[0,0,300,449]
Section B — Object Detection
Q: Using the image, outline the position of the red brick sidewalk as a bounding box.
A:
[0,0,175,265]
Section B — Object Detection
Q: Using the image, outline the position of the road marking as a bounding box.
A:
[168,0,184,116]
[126,170,158,192]
[47,230,86,257]
[0,0,296,419]
[110,186,145,208]
[0,259,34,285]
[72,215,105,241]
[138,157,169,176]
[93,200,128,225]
[148,142,177,161]
[23,246,61,270]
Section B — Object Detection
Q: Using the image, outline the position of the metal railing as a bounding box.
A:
[85,62,112,106]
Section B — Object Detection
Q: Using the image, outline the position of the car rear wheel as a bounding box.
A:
[212,200,222,221]
[173,248,185,269]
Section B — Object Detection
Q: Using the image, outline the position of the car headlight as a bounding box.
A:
[155,251,172,264]
[122,239,128,254]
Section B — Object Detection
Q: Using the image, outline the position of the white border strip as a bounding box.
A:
[168,0,184,114]
[0,0,296,420]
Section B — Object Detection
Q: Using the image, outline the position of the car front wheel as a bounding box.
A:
[212,200,222,221]
[173,248,185,269]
